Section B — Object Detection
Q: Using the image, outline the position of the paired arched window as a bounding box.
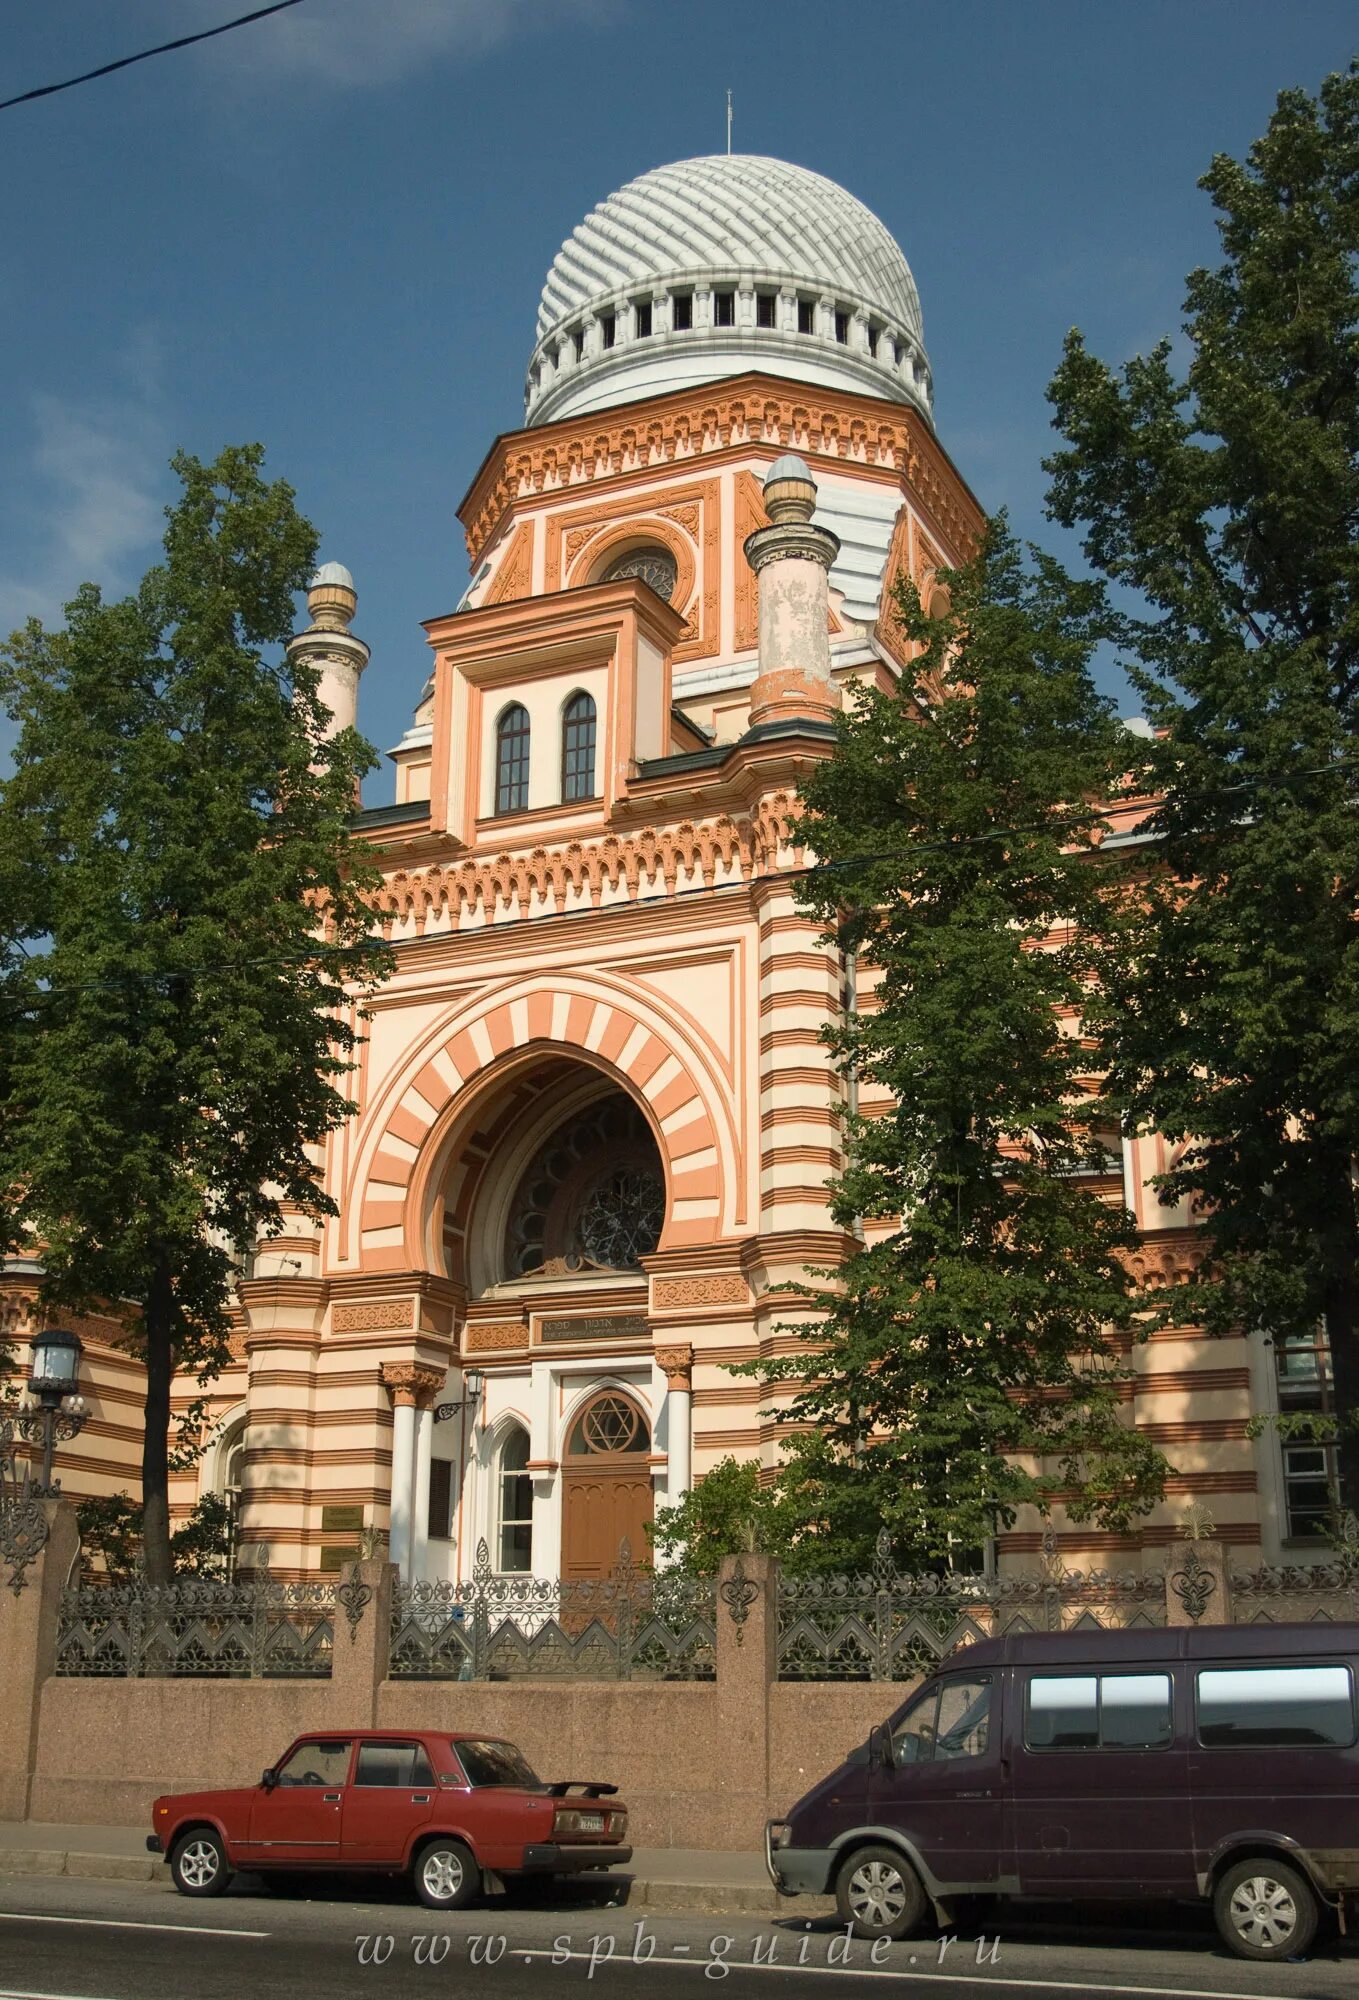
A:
[495,704,530,815]
[561,691,597,802]
[497,1423,533,1572]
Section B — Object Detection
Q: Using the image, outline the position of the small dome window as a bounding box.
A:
[634,299,652,339]
[797,296,815,335]
[600,312,616,350]
[598,544,678,604]
[834,307,850,345]
[756,291,777,329]
[672,290,693,331]
[713,288,736,328]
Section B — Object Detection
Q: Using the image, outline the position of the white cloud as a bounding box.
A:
[199,0,616,91]
[0,392,163,636]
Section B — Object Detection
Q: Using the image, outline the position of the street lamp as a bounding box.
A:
[16,1327,88,1495]
[434,1367,485,1426]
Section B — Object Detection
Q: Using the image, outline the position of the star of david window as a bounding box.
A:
[568,1393,649,1456]
[504,1094,665,1278]
[597,544,678,603]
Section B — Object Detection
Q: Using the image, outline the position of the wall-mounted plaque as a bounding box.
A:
[539,1314,650,1345]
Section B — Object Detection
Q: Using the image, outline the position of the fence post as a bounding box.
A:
[0,1498,79,1819]
[1165,1536,1232,1627]
[331,1559,395,1725]
[713,1553,777,1847]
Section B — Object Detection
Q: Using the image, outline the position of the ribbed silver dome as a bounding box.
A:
[525,155,931,428]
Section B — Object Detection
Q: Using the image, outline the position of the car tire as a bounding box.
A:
[1213,1856,1319,1962]
[170,1829,233,1898]
[414,1838,480,1911]
[834,1843,926,1942]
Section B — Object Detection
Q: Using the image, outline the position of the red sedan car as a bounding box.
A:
[149,1729,631,1909]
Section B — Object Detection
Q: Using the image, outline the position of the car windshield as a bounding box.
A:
[454,1739,539,1787]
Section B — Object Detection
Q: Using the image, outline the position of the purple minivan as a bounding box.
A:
[766,1622,1359,1961]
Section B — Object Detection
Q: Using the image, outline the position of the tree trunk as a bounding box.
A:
[140,1257,175,1586]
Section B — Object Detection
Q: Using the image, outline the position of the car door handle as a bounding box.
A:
[323,1792,342,1803]
[411,1793,431,1804]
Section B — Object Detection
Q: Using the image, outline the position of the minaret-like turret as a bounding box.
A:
[288,561,369,741]
[743,455,841,727]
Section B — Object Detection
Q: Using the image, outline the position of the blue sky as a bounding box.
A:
[1,1,1354,796]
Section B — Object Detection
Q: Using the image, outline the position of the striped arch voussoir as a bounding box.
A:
[356,994,722,1269]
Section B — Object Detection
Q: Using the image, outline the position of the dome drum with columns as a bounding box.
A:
[525,155,932,427]
[51,151,1265,1592]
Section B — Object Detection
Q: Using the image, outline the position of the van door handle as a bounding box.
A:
[956,1790,986,1800]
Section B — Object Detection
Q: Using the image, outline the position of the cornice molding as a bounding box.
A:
[458,373,984,573]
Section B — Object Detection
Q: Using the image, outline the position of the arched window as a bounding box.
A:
[497,1424,533,1572]
[561,691,597,802]
[495,704,530,815]
[597,544,678,603]
[567,1392,650,1457]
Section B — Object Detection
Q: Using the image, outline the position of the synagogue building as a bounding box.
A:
[6,155,1328,1579]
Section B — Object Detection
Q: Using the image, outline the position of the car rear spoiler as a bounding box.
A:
[545,1781,619,1797]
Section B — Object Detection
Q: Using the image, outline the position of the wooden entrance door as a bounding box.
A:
[559,1391,653,1581]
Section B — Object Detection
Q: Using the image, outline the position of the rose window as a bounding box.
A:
[598,544,678,603]
[504,1093,665,1277]
[569,1393,648,1455]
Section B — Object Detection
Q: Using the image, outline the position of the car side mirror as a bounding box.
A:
[868,1723,894,1770]
[261,1767,278,1791]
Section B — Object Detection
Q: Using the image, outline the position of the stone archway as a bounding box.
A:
[559,1390,652,1582]
[348,980,730,1276]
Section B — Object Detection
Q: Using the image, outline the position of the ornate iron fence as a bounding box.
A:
[1230,1554,1359,1624]
[390,1539,716,1681]
[777,1532,1167,1681]
[55,1561,335,1678]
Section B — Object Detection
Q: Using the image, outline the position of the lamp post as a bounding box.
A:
[434,1367,484,1426]
[16,1327,88,1495]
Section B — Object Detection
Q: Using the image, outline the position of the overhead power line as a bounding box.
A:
[0,2,306,115]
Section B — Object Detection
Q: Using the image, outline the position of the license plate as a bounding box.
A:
[578,1812,605,1833]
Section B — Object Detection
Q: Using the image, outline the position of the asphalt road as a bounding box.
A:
[0,1870,1355,2000]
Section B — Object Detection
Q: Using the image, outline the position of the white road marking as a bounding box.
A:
[0,1912,269,1939]
[1,1989,123,2000]
[514,1946,1299,2000]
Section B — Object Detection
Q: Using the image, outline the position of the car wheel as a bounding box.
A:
[414,1838,479,1911]
[170,1829,233,1898]
[1214,1857,1318,1961]
[834,1843,926,1941]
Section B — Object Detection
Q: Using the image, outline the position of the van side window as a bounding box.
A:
[891,1676,990,1764]
[1196,1664,1356,1748]
[1026,1673,1172,1751]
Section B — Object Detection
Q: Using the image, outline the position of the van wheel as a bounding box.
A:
[170,1829,232,1898]
[414,1838,479,1911]
[835,1843,926,1941]
[1214,1857,1318,1961]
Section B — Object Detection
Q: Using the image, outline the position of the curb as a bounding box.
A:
[0,1850,830,1918]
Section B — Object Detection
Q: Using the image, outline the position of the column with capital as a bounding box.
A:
[656,1346,693,1511]
[381,1364,443,1580]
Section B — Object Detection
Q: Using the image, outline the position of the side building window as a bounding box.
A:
[561,691,597,801]
[495,703,530,814]
[1274,1326,1338,1538]
[498,1424,533,1573]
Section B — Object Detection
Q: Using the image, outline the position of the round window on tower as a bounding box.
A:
[596,544,678,603]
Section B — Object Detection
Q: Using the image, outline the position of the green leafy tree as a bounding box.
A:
[648,1456,784,1574]
[75,1490,238,1583]
[0,445,389,1583]
[737,524,1169,1569]
[1045,64,1359,1512]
